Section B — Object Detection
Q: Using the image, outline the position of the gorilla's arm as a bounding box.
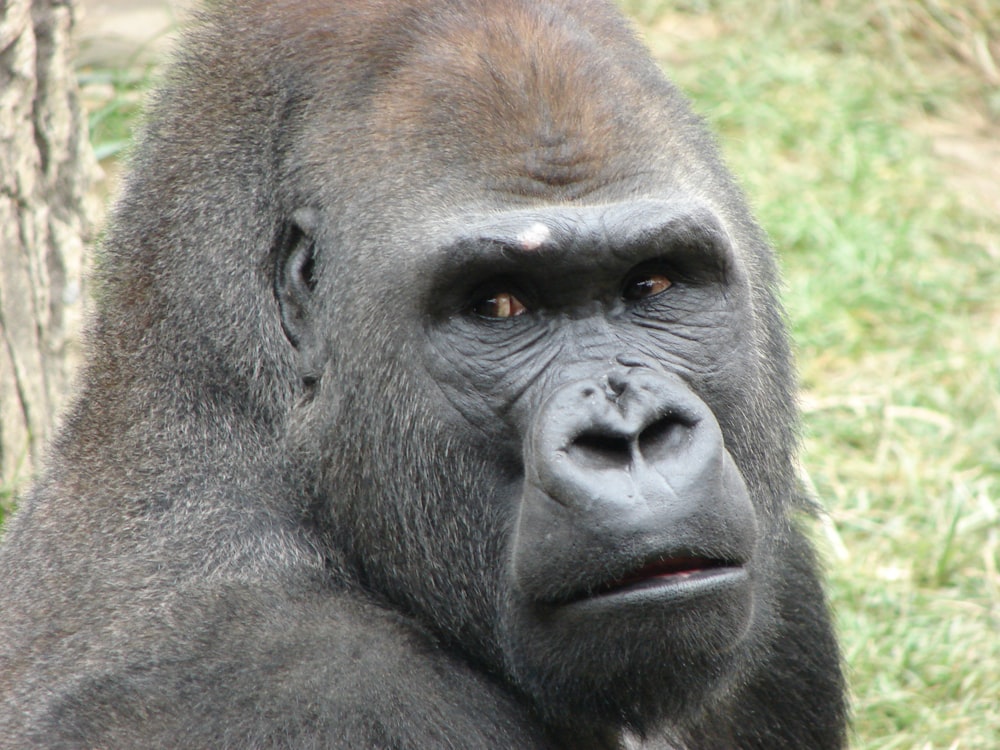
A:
[26,582,557,749]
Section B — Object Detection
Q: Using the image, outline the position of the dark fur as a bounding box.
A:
[0,1,847,747]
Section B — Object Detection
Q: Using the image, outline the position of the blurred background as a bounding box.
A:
[3,1,998,747]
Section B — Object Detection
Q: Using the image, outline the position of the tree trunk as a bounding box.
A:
[0,0,96,495]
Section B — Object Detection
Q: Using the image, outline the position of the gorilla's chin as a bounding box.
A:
[503,579,757,733]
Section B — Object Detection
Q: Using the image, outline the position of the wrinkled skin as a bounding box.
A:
[0,1,847,748]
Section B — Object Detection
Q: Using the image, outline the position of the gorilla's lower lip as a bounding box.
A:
[592,557,744,599]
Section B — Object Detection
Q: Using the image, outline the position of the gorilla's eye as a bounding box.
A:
[471,292,528,319]
[623,272,672,302]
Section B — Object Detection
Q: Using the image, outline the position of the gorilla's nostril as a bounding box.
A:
[638,415,691,463]
[568,432,632,470]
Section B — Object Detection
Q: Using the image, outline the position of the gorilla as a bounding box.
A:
[0,0,847,747]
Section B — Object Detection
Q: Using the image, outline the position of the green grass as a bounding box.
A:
[624,1,1000,746]
[3,2,997,746]
[78,65,154,162]
[0,485,12,527]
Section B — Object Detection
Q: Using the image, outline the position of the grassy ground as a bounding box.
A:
[5,0,997,747]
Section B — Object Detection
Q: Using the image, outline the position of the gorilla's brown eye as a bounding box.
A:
[623,273,672,302]
[471,292,528,319]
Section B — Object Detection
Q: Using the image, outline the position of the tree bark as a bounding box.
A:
[0,0,96,493]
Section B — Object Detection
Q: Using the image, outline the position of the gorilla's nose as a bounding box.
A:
[563,370,700,475]
[526,368,729,513]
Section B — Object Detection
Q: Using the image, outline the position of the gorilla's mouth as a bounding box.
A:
[592,556,741,598]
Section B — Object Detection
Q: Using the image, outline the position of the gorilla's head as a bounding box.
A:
[257,0,798,732]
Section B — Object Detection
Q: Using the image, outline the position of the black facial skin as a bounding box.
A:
[422,204,758,713]
[0,1,847,748]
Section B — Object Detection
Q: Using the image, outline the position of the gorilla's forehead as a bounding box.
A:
[277,0,697,202]
[371,12,677,196]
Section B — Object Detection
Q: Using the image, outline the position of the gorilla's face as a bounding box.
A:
[279,195,774,730]
[423,201,764,727]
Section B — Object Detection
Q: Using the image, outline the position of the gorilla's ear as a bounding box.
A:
[275,207,326,384]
